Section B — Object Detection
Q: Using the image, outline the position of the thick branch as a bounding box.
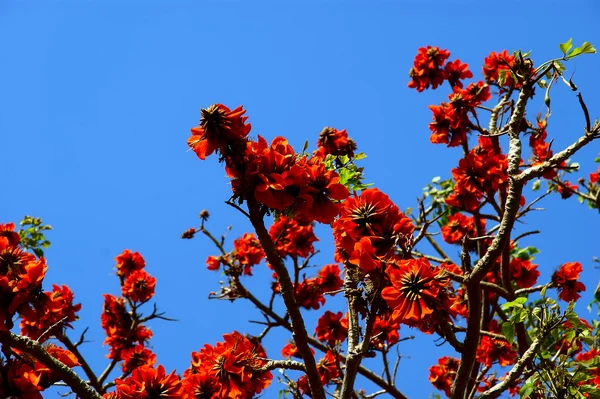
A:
[340,262,362,399]
[248,202,325,399]
[452,86,532,399]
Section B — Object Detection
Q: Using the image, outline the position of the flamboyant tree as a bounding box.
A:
[1,39,600,399]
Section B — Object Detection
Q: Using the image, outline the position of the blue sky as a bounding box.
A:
[2,2,600,397]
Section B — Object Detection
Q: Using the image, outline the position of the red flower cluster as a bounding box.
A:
[333,188,414,270]
[233,233,265,275]
[408,46,450,92]
[552,262,586,301]
[483,50,516,85]
[475,336,517,368]
[113,364,182,399]
[483,49,536,89]
[315,127,357,158]
[408,46,472,92]
[382,258,456,331]
[114,251,157,304]
[269,215,318,259]
[101,294,153,366]
[315,311,348,346]
[441,213,486,245]
[509,258,540,289]
[446,137,508,211]
[428,82,491,147]
[233,136,349,223]
[0,223,48,331]
[188,108,350,224]
[183,331,272,399]
[429,356,459,396]
[0,345,79,399]
[20,284,81,341]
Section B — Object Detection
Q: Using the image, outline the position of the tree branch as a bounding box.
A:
[247,201,325,399]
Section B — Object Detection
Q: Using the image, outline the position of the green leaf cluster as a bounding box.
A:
[19,215,52,257]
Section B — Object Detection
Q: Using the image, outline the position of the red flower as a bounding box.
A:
[483,50,516,86]
[590,166,600,184]
[122,270,156,303]
[557,181,578,199]
[233,233,264,275]
[552,262,586,301]
[315,311,348,346]
[509,258,540,289]
[370,314,400,350]
[408,46,451,92]
[121,345,157,374]
[348,236,381,273]
[115,250,145,278]
[382,258,446,325]
[317,351,339,385]
[115,365,182,399]
[188,104,251,161]
[0,223,20,249]
[269,216,318,259]
[428,102,467,147]
[296,159,349,224]
[316,127,356,158]
[181,372,219,399]
[295,277,325,310]
[444,59,473,88]
[20,284,82,341]
[475,336,517,367]
[205,255,221,271]
[281,341,315,359]
[317,264,344,294]
[335,188,414,259]
[429,356,459,396]
[186,332,272,399]
[441,213,481,244]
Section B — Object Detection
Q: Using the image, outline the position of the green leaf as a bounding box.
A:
[498,69,507,86]
[354,152,367,161]
[501,322,515,343]
[532,179,541,191]
[520,383,534,398]
[560,38,573,56]
[568,42,597,59]
[502,297,528,311]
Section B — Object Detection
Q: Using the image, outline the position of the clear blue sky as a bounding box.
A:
[2,2,600,397]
